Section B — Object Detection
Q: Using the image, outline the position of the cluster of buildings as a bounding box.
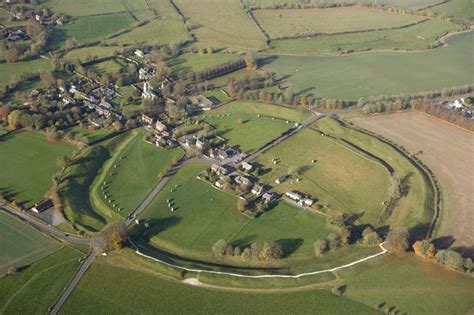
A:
[435,98,473,119]
[141,113,176,148]
[2,28,28,41]
[284,191,314,208]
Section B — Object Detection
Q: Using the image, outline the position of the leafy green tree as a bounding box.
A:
[385,227,409,254]
[212,239,228,257]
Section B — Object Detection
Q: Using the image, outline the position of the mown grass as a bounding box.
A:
[254,6,425,38]
[44,0,150,17]
[268,19,462,54]
[339,254,474,315]
[244,0,442,10]
[61,260,378,314]
[0,131,73,207]
[254,125,391,224]
[90,129,183,217]
[135,163,331,265]
[200,101,311,153]
[0,247,84,314]
[63,46,122,62]
[262,31,473,99]
[421,0,474,22]
[0,212,61,275]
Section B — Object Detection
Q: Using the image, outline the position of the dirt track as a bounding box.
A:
[351,112,474,252]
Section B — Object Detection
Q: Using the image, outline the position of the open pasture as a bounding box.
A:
[0,212,61,275]
[174,0,266,50]
[254,125,391,224]
[0,131,73,206]
[268,19,461,54]
[91,130,183,217]
[61,260,377,314]
[0,247,84,314]
[0,59,52,89]
[339,254,474,315]
[350,111,474,249]
[45,0,151,17]
[421,0,473,22]
[262,31,474,99]
[200,101,311,153]
[254,6,426,39]
[313,118,433,233]
[168,53,240,74]
[137,163,330,262]
[64,46,121,62]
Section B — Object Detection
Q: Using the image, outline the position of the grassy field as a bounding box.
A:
[262,31,473,99]
[351,111,474,249]
[91,129,183,217]
[136,163,331,263]
[50,13,135,48]
[168,53,240,73]
[0,212,61,275]
[45,0,151,17]
[61,259,377,314]
[339,254,474,315]
[254,6,425,38]
[268,19,462,54]
[63,46,121,62]
[175,0,266,50]
[200,101,311,153]
[0,131,73,206]
[244,0,443,10]
[421,0,473,22]
[0,247,84,314]
[67,126,111,144]
[59,133,132,232]
[254,124,391,224]
[87,59,124,75]
[315,118,433,234]
[0,59,52,88]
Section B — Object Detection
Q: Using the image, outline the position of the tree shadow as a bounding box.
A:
[231,234,257,248]
[276,238,303,258]
[432,235,456,250]
[451,245,474,259]
[130,216,182,242]
[408,223,430,243]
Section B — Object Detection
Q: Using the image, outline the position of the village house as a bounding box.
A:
[262,192,276,204]
[139,67,156,81]
[275,175,287,185]
[215,179,226,189]
[234,175,253,188]
[241,161,253,172]
[141,113,154,126]
[251,183,266,197]
[134,49,145,58]
[190,95,214,111]
[210,164,230,176]
[155,120,167,132]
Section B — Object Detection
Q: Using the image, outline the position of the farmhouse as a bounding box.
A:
[275,175,287,184]
[134,49,146,58]
[215,179,226,189]
[262,192,276,204]
[139,67,156,81]
[234,175,253,188]
[142,82,156,100]
[211,164,230,176]
[241,161,253,172]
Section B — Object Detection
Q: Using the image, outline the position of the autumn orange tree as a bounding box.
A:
[413,240,436,259]
[99,221,127,252]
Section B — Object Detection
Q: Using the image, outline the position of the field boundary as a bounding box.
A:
[130,239,388,279]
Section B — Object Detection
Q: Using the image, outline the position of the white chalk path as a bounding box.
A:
[131,241,388,279]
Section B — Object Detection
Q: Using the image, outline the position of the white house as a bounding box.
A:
[134,49,145,58]
[285,191,302,202]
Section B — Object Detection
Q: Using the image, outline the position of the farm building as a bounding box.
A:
[286,191,302,202]
[155,120,167,132]
[190,95,214,111]
[30,199,53,214]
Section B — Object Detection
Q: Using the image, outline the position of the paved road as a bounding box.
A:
[0,204,91,245]
[49,248,98,315]
[243,112,323,163]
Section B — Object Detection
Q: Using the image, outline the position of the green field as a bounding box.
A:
[0,212,61,275]
[254,6,425,39]
[254,125,391,224]
[262,31,474,99]
[175,0,267,50]
[64,46,122,62]
[200,101,311,153]
[268,19,461,54]
[314,118,433,233]
[168,53,240,73]
[67,126,111,144]
[421,0,474,22]
[0,131,73,206]
[61,259,377,314]
[45,0,151,17]
[339,254,474,315]
[91,130,183,217]
[87,59,124,75]
[0,59,52,89]
[136,163,331,263]
[0,247,84,314]
[51,13,135,48]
